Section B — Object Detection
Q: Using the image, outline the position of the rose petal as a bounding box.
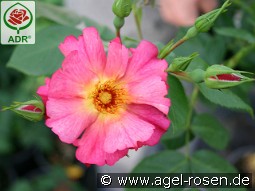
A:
[104,37,129,79]
[104,111,155,153]
[123,40,158,81]
[75,120,129,166]
[82,27,107,74]
[46,98,98,144]
[37,78,50,104]
[127,104,170,146]
[127,76,170,114]
[48,51,98,99]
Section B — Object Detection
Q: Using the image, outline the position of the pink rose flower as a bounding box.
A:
[37,27,171,166]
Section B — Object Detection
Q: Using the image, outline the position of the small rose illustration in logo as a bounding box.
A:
[4,3,33,34]
[8,9,29,25]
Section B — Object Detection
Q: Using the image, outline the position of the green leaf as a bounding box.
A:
[0,92,14,154]
[36,1,81,27]
[33,165,67,191]
[191,114,230,150]
[215,27,255,43]
[190,150,247,191]
[20,122,54,153]
[198,83,253,115]
[186,57,209,72]
[161,75,189,149]
[36,2,115,41]
[191,150,237,173]
[7,25,81,76]
[175,30,226,65]
[36,18,56,32]
[10,180,33,191]
[131,151,189,173]
[126,151,189,191]
[162,128,188,150]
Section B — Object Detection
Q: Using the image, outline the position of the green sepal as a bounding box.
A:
[195,0,231,33]
[168,52,199,72]
[2,100,45,122]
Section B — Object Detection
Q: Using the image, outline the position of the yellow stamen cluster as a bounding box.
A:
[90,80,127,114]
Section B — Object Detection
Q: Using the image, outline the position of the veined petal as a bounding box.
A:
[82,27,107,74]
[126,58,168,83]
[127,76,170,114]
[123,40,158,81]
[46,98,98,144]
[59,35,80,57]
[104,111,154,153]
[75,120,128,166]
[104,38,129,79]
[127,104,170,146]
[37,78,50,104]
[49,51,98,99]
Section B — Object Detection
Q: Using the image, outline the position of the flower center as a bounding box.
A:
[98,92,112,104]
[90,80,127,114]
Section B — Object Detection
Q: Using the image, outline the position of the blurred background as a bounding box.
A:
[0,0,255,190]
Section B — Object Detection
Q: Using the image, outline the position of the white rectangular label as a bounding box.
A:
[1,1,35,44]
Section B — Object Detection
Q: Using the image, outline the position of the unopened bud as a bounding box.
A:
[112,0,132,18]
[205,65,254,89]
[168,52,199,72]
[2,100,45,122]
[195,0,231,32]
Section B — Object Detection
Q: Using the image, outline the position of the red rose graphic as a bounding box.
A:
[8,9,29,25]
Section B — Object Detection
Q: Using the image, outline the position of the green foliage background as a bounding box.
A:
[0,0,255,190]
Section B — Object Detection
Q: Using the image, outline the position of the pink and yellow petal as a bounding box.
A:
[75,120,128,166]
[59,35,80,57]
[104,37,129,79]
[126,58,168,83]
[37,78,50,104]
[103,111,155,153]
[82,27,107,74]
[48,52,98,99]
[127,76,170,114]
[46,98,98,144]
[127,104,170,147]
[123,40,158,81]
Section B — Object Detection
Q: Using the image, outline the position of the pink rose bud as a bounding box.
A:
[2,100,45,122]
[204,65,254,89]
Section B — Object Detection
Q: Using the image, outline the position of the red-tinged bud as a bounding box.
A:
[210,74,241,81]
[205,65,254,89]
[2,100,45,122]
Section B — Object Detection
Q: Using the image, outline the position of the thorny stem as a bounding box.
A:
[185,86,199,158]
[225,43,255,68]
